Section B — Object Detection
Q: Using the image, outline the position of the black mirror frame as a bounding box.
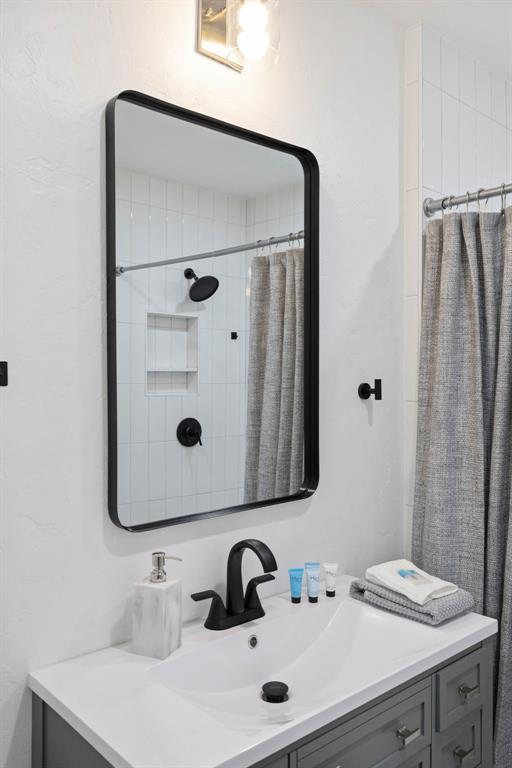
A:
[106,90,319,532]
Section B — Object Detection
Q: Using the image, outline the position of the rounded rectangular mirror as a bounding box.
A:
[106,91,318,530]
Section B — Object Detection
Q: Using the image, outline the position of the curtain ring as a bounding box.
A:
[465,191,470,213]
[477,188,484,212]
[501,183,507,214]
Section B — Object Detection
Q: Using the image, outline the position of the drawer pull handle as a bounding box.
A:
[396,725,421,747]
[458,683,480,702]
[453,744,475,765]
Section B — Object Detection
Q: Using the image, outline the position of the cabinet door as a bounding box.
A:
[432,709,482,768]
[435,647,486,732]
[298,687,431,768]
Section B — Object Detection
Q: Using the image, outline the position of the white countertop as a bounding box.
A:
[28,576,497,768]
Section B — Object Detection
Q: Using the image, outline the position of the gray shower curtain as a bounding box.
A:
[412,209,512,767]
[244,249,304,503]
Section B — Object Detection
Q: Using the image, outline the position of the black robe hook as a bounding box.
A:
[358,379,382,400]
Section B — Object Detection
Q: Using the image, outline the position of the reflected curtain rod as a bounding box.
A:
[424,182,512,217]
[116,229,305,275]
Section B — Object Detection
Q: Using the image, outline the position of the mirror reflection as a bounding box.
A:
[114,99,305,527]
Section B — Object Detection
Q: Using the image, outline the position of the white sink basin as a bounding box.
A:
[152,592,445,726]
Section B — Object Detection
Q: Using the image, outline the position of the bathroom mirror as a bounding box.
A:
[106,91,319,530]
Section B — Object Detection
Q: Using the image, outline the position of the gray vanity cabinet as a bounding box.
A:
[32,640,493,768]
[32,700,111,768]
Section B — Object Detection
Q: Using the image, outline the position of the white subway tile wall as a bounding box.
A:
[420,28,511,212]
[403,24,512,554]
[116,168,303,526]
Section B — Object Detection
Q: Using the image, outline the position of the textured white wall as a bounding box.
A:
[0,2,403,766]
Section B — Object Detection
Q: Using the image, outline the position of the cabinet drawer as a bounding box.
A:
[258,757,288,768]
[433,710,481,768]
[402,747,430,768]
[436,648,485,732]
[298,687,431,768]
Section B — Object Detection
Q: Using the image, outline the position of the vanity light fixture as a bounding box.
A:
[237,0,270,61]
[197,0,279,72]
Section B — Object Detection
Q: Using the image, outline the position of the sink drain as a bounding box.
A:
[261,681,289,703]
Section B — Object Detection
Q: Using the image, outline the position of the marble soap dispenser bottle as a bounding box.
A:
[132,551,183,660]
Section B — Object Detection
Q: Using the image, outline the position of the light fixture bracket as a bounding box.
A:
[197,0,243,72]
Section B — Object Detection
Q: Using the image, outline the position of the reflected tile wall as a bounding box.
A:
[116,168,303,526]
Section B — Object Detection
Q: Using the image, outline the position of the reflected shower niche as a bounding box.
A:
[106,90,319,530]
[146,313,198,395]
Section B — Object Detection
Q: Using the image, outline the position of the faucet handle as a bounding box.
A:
[191,590,228,630]
[191,590,220,602]
[244,573,275,612]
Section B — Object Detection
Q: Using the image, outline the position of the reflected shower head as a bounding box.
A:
[184,268,219,302]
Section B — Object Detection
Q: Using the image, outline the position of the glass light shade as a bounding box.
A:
[226,0,279,71]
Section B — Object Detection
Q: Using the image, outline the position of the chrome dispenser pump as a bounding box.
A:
[150,551,183,583]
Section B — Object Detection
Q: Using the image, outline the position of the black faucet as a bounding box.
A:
[191,539,278,630]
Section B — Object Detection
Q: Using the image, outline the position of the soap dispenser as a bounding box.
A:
[132,551,183,660]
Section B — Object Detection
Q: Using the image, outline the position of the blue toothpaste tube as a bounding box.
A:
[288,568,304,603]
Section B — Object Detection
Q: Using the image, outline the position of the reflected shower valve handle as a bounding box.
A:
[177,418,203,447]
[358,379,382,401]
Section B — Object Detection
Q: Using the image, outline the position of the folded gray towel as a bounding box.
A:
[349,578,474,626]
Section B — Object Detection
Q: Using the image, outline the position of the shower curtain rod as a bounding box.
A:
[424,182,512,217]
[116,229,305,275]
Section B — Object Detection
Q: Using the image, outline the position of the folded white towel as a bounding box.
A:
[365,559,457,606]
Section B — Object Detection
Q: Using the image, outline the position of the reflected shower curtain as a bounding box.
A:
[412,209,512,767]
[244,249,304,503]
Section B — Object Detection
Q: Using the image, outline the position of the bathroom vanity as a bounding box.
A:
[30,577,496,768]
